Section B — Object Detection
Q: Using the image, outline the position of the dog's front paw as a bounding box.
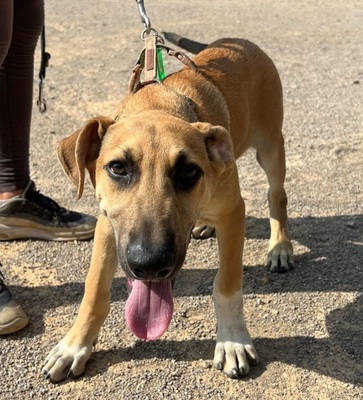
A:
[213,289,259,378]
[42,337,93,382]
[268,240,294,273]
[214,337,259,378]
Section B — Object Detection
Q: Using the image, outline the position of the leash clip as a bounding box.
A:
[37,79,47,113]
[37,26,51,114]
[135,0,151,34]
[129,3,197,94]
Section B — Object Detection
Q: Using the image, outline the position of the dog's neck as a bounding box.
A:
[114,83,198,123]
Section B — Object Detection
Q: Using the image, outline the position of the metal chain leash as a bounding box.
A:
[135,0,158,39]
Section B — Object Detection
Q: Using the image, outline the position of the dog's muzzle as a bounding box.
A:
[125,235,176,280]
[121,231,187,341]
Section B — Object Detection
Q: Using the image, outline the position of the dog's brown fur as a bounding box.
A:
[43,38,294,382]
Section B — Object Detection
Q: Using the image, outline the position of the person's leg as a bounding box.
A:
[0,0,13,64]
[0,0,15,195]
[0,1,33,334]
[0,0,44,195]
[0,0,95,334]
[0,0,97,242]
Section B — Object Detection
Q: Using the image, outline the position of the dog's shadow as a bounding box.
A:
[81,330,362,384]
[6,214,363,386]
[83,338,268,382]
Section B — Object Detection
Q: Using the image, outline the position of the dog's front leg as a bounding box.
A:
[213,196,259,378]
[42,214,117,382]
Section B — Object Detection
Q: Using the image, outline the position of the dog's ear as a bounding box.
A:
[57,116,115,199]
[192,122,234,165]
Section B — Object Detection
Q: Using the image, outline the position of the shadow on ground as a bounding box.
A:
[6,214,363,385]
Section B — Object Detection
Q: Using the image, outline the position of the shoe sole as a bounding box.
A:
[0,316,29,335]
[0,224,95,241]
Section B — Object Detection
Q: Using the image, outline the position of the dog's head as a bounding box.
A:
[58,110,234,339]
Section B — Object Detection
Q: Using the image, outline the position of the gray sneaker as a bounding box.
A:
[0,181,97,241]
[0,268,28,335]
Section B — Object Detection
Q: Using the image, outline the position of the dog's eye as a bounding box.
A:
[175,163,202,190]
[107,161,128,177]
[105,151,139,188]
[184,166,199,178]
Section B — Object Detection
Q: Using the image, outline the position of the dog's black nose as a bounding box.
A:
[126,239,175,280]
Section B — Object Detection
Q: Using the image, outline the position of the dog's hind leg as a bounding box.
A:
[256,133,294,272]
[192,221,215,239]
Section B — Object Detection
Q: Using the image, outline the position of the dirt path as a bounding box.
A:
[1,0,362,399]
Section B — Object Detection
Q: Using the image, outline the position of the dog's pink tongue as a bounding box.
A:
[125,279,173,340]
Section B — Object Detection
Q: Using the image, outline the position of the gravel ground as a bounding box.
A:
[0,0,362,399]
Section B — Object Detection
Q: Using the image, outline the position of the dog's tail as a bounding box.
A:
[162,32,208,55]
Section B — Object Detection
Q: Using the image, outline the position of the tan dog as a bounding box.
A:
[42,37,294,382]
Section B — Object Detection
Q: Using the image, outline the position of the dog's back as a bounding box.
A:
[164,38,283,157]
